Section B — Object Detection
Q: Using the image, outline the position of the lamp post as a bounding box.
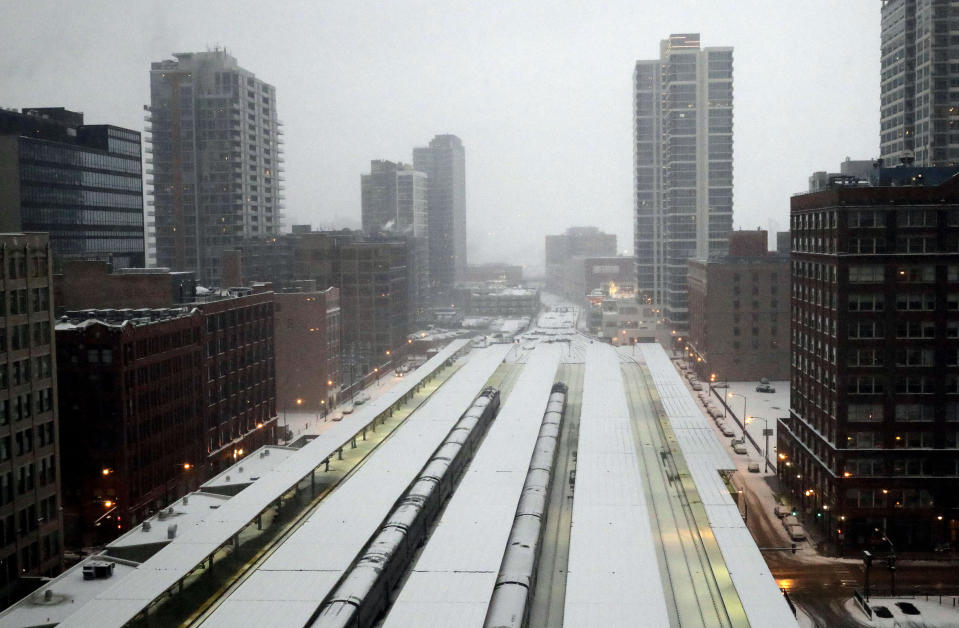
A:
[728,392,747,441]
[746,415,774,473]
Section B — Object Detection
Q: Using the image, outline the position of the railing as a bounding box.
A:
[853,590,872,619]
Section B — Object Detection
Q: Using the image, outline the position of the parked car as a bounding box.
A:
[774,505,791,519]
[747,461,760,473]
[786,525,807,542]
[872,606,893,619]
[755,383,776,393]
[895,602,920,616]
[331,412,343,422]
[782,515,800,530]
[692,383,704,391]
[719,424,735,437]
[343,405,355,414]
[733,443,748,455]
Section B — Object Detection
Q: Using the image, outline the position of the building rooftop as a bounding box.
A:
[56,307,197,330]
[200,446,298,492]
[106,492,232,551]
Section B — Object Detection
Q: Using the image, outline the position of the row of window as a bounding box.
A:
[0,389,54,425]
[21,141,141,174]
[26,207,144,227]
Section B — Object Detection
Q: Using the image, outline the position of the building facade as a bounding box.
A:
[0,234,62,605]
[54,261,195,313]
[56,309,205,546]
[687,231,790,382]
[0,108,145,270]
[274,287,340,413]
[545,227,617,294]
[360,160,429,320]
[779,168,959,551]
[879,0,959,166]
[194,289,277,471]
[149,50,283,286]
[413,135,466,300]
[634,34,734,328]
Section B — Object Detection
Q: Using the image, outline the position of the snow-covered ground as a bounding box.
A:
[279,373,408,442]
[714,380,789,471]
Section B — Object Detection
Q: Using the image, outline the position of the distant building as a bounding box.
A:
[780,166,959,550]
[53,261,195,313]
[453,287,540,317]
[0,234,62,605]
[290,231,411,373]
[149,50,283,286]
[274,287,340,412]
[776,231,791,254]
[413,135,466,300]
[361,160,429,321]
[0,108,145,269]
[808,157,876,192]
[634,34,734,328]
[464,263,523,285]
[545,227,617,294]
[55,308,205,546]
[880,0,959,166]
[686,230,790,382]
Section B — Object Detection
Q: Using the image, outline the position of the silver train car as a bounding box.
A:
[484,382,568,628]
[309,386,501,628]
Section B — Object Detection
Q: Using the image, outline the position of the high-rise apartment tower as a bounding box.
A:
[879,0,959,166]
[413,135,466,302]
[633,34,734,328]
[148,50,283,286]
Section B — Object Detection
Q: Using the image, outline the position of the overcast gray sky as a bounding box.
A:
[1,0,879,273]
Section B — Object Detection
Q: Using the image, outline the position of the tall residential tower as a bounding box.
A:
[633,34,734,328]
[413,135,466,302]
[879,0,959,166]
[148,50,283,286]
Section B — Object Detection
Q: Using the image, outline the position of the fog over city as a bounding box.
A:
[1,0,878,271]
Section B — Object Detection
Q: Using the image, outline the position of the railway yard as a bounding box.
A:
[1,306,798,628]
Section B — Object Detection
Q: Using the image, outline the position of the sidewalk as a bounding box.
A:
[278,371,407,443]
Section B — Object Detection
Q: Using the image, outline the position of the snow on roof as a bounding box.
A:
[384,345,561,625]
[639,344,798,628]
[60,339,474,628]
[0,556,139,627]
[107,492,231,549]
[199,344,512,628]
[563,342,670,628]
[200,446,297,490]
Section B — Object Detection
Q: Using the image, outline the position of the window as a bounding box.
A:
[846,431,880,449]
[895,348,934,367]
[896,321,936,339]
[849,320,883,339]
[848,404,884,422]
[849,349,883,367]
[848,293,884,311]
[896,376,935,394]
[895,404,934,422]
[848,376,884,394]
[896,292,936,311]
[895,265,935,282]
[849,265,884,283]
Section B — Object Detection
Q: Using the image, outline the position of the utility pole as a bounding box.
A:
[863,550,872,602]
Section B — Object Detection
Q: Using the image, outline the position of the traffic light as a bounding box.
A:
[791,509,797,516]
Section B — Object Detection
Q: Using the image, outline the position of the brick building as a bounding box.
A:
[687,230,790,381]
[779,167,959,550]
[194,289,277,470]
[274,287,340,412]
[0,233,62,606]
[54,260,195,313]
[55,308,204,546]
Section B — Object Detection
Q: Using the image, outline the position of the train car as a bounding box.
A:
[310,386,501,628]
[484,383,567,628]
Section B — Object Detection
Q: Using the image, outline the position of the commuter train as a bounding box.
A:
[484,382,568,628]
[309,386,501,628]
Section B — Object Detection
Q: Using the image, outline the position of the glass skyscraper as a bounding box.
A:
[880,0,959,166]
[633,34,734,328]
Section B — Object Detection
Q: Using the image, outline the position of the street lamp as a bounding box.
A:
[746,415,774,473]
[727,392,747,441]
